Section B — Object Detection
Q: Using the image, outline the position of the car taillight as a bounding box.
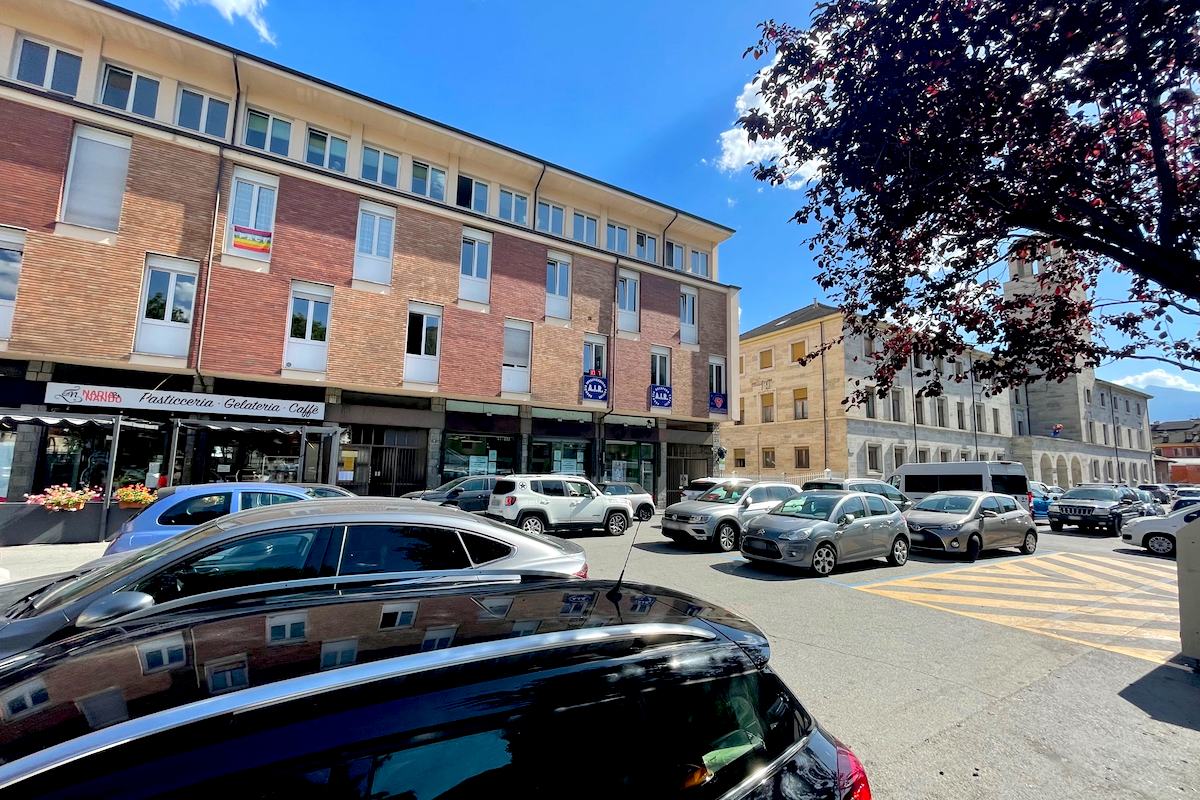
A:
[835,739,872,800]
[572,564,588,578]
[505,496,516,506]
[1028,492,1033,509]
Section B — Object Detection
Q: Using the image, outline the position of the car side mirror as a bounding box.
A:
[980,509,998,518]
[1120,497,1133,504]
[76,591,155,628]
[839,513,855,526]
[741,498,751,508]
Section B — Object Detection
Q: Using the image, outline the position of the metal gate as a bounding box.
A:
[666,443,712,506]
[369,446,425,496]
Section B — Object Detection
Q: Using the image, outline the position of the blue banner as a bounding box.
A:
[582,375,608,402]
[709,392,728,413]
[650,384,672,408]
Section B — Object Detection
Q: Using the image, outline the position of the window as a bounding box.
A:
[499,189,528,224]
[583,335,606,376]
[957,401,966,429]
[100,64,159,117]
[606,222,629,253]
[135,255,198,357]
[865,392,876,419]
[241,491,304,509]
[914,397,925,425]
[734,448,746,468]
[761,393,775,423]
[993,408,1001,434]
[266,612,308,644]
[340,525,470,574]
[709,357,726,395]
[864,335,876,359]
[975,403,986,431]
[1138,429,1145,449]
[545,255,571,319]
[1011,387,1021,405]
[665,241,684,270]
[354,201,395,284]
[244,109,291,156]
[305,128,348,172]
[978,451,988,461]
[1125,399,1130,412]
[1128,429,1134,448]
[759,348,773,369]
[405,303,441,384]
[137,633,187,675]
[918,448,930,463]
[157,492,232,526]
[1103,424,1110,444]
[573,212,598,245]
[205,657,248,695]
[320,639,358,670]
[680,287,697,344]
[793,388,809,419]
[379,601,419,629]
[1100,393,1106,407]
[536,201,565,235]
[1086,388,1092,403]
[739,355,744,374]
[14,37,81,96]
[411,161,447,201]
[940,449,952,463]
[960,450,970,461]
[420,627,457,652]
[636,231,657,261]
[865,495,890,516]
[459,228,492,304]
[617,270,639,332]
[914,353,925,369]
[361,146,400,188]
[1018,419,1025,435]
[867,444,882,472]
[287,283,332,372]
[510,620,540,637]
[62,126,131,232]
[2,679,49,721]
[502,320,533,393]
[935,355,944,373]
[1136,402,1141,415]
[691,250,710,277]
[0,231,23,340]
[738,396,745,424]
[176,88,229,137]
[893,446,905,467]
[762,448,776,469]
[891,390,903,423]
[456,174,489,213]
[650,347,670,387]
[937,398,948,427]
[795,447,810,469]
[791,341,807,363]
[226,168,277,259]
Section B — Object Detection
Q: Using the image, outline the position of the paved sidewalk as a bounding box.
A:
[0,543,107,581]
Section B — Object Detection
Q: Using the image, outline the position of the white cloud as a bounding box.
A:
[1113,369,1200,393]
[166,0,276,45]
[726,197,737,208]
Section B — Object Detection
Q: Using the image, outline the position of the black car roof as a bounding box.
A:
[0,578,765,770]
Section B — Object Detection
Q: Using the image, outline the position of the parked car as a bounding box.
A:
[741,490,910,575]
[680,477,724,501]
[1138,484,1173,504]
[662,480,802,552]
[1028,482,1055,519]
[0,577,871,799]
[1047,485,1065,496]
[296,483,357,498]
[1046,486,1141,535]
[1121,504,1200,557]
[1134,489,1165,516]
[404,475,498,513]
[105,482,343,555]
[905,491,1038,561]
[1029,480,1060,500]
[486,475,632,536]
[1171,497,1200,512]
[800,477,913,511]
[597,481,656,521]
[888,460,1032,511]
[0,498,587,660]
[1175,486,1200,502]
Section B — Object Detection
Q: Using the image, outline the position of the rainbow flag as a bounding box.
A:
[232,225,272,253]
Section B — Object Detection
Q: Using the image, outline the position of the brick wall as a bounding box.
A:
[0,99,72,231]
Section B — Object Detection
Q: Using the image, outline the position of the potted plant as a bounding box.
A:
[115,483,156,510]
[24,484,101,512]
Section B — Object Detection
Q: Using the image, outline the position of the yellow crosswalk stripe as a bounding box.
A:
[865,588,1174,618]
[1022,618,1180,642]
[1051,554,1178,592]
[889,571,1155,593]
[1025,558,1139,592]
[1065,552,1178,580]
[887,581,1179,607]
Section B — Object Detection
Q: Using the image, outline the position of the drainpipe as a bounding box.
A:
[820,319,829,472]
[530,163,546,228]
[910,358,918,459]
[969,355,979,458]
[661,210,678,267]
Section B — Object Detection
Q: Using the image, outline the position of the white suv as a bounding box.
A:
[488,475,633,536]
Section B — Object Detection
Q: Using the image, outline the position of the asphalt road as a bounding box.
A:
[1,517,1197,799]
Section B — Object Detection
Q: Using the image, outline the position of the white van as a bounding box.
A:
[888,461,1031,512]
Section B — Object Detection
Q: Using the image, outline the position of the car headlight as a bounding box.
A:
[779,529,812,541]
[688,515,709,524]
[1091,508,1111,516]
[1048,504,1060,511]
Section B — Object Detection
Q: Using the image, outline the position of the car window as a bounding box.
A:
[1060,488,1119,501]
[459,531,513,564]
[241,491,304,510]
[865,495,890,516]
[772,494,839,520]
[157,492,233,526]
[913,494,976,513]
[980,496,1003,513]
[839,496,867,520]
[698,483,748,504]
[1186,509,1200,524]
[305,486,348,498]
[801,481,842,491]
[536,480,566,497]
[339,525,471,575]
[457,479,484,492]
[989,472,1028,495]
[881,484,906,503]
[999,496,1019,513]
[133,528,323,603]
[566,480,593,498]
[628,483,647,495]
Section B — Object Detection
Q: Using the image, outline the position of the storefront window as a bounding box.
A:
[0,431,15,500]
[443,434,516,483]
[42,425,111,490]
[604,442,655,496]
[183,429,303,484]
[531,440,592,478]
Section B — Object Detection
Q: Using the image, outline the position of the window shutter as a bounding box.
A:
[503,326,531,368]
[63,131,131,231]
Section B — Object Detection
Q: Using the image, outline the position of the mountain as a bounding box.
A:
[1143,387,1200,425]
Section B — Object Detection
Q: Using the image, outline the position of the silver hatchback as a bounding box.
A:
[905,491,1038,561]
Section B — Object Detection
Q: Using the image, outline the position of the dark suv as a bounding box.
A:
[1047,485,1140,535]
[0,576,870,799]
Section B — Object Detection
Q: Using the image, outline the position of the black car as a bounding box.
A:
[1046,486,1141,534]
[404,476,498,512]
[0,576,871,799]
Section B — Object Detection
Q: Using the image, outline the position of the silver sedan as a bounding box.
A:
[739,491,910,576]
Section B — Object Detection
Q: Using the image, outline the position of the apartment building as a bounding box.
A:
[1151,419,1200,483]
[0,0,738,523]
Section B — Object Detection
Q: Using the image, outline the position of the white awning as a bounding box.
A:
[0,412,160,430]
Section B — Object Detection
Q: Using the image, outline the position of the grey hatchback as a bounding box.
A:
[906,491,1037,561]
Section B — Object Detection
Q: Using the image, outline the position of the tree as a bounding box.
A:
[738,0,1199,402]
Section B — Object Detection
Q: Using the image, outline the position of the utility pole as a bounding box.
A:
[969,356,979,459]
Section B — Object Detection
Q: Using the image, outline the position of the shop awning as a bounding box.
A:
[175,420,341,435]
[0,411,160,430]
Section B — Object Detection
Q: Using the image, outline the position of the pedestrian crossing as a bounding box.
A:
[859,553,1181,665]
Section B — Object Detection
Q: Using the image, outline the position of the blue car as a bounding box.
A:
[1028,480,1057,519]
[104,482,349,555]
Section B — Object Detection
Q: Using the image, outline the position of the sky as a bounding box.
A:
[119,0,1199,422]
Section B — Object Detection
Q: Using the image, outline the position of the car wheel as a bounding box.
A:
[1145,534,1176,557]
[637,505,654,522]
[965,534,982,562]
[1049,520,1063,532]
[811,543,837,576]
[887,536,909,566]
[518,514,545,536]
[1020,531,1038,555]
[605,512,628,536]
[1110,517,1122,537]
[714,522,739,552]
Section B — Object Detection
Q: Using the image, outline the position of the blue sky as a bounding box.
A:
[124,0,1198,420]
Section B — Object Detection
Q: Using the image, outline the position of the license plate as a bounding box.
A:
[1067,515,1082,521]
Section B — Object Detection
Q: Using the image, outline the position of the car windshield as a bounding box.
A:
[698,483,748,504]
[433,477,469,492]
[1178,488,1200,496]
[913,494,978,514]
[772,494,839,520]
[1060,488,1118,501]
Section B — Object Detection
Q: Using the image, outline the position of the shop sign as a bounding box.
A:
[582,375,608,402]
[709,392,728,413]
[650,385,672,408]
[45,383,325,421]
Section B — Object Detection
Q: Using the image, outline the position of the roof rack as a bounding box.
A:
[0,622,716,790]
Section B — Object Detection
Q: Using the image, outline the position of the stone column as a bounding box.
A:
[655,418,668,508]
[519,405,532,473]
[426,428,443,488]
[7,360,54,499]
